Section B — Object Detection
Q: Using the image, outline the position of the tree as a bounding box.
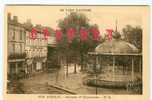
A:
[122,25,142,53]
[56,12,101,71]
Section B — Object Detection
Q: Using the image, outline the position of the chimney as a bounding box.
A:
[13,16,18,23]
[26,19,31,24]
[24,19,33,30]
[8,13,11,20]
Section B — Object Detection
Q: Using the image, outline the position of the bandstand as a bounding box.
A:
[85,32,142,90]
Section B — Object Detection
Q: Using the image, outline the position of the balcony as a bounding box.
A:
[8,53,26,60]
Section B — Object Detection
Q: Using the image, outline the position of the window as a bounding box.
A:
[10,63,16,74]
[29,50,31,58]
[20,44,22,53]
[20,30,22,40]
[12,29,15,40]
[29,39,31,46]
[12,44,15,53]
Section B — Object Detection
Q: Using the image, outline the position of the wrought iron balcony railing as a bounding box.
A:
[8,52,26,59]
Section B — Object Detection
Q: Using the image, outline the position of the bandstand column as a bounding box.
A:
[99,55,102,72]
[94,54,98,95]
[112,56,115,81]
[15,63,18,74]
[96,55,99,65]
[139,56,142,74]
[131,57,134,81]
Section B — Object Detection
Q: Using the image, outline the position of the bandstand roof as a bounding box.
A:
[93,32,140,55]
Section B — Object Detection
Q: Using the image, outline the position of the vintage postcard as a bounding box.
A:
[4,5,150,100]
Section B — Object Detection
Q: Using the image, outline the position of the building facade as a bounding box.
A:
[24,22,48,75]
[7,13,51,79]
[7,13,26,78]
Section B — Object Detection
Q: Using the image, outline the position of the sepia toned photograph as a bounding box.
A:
[4,5,149,97]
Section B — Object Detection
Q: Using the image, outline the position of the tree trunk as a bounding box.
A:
[74,63,77,74]
[66,56,68,77]
[80,53,84,71]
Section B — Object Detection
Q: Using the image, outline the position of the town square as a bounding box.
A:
[6,6,143,95]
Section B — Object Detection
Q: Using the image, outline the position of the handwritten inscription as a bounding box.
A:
[29,28,113,42]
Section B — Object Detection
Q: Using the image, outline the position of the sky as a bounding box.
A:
[5,6,146,36]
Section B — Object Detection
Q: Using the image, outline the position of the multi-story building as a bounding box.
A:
[7,13,52,78]
[7,13,26,78]
[24,21,48,75]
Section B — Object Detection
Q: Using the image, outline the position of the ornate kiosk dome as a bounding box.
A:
[95,32,139,54]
